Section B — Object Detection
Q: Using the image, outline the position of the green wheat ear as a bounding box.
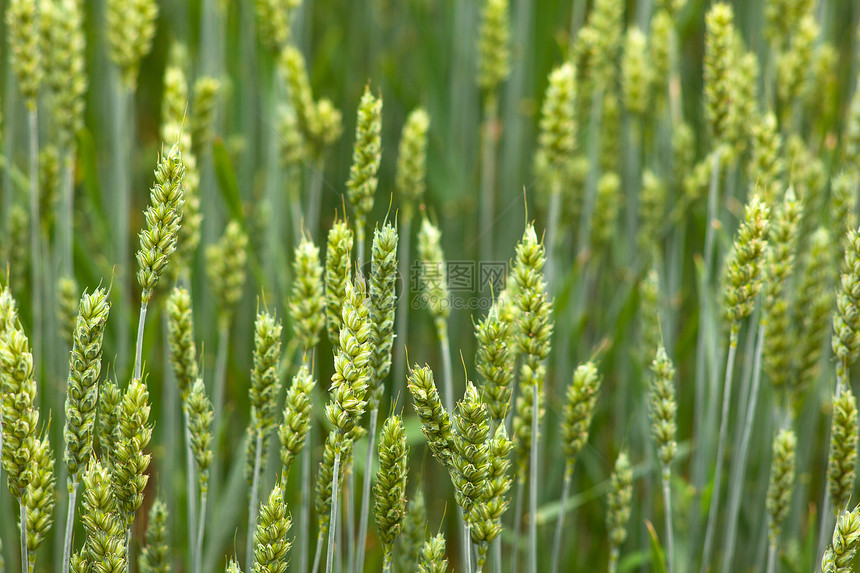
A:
[206,220,249,327]
[279,364,315,483]
[374,414,409,566]
[136,143,186,303]
[45,0,86,150]
[649,348,678,471]
[290,235,325,353]
[704,2,736,145]
[419,533,449,573]
[766,429,796,546]
[314,430,348,538]
[452,382,491,524]
[185,379,214,492]
[622,26,651,116]
[395,108,430,218]
[167,286,198,400]
[191,77,221,154]
[369,222,399,400]
[0,299,40,502]
[254,0,300,52]
[64,286,111,481]
[407,364,454,470]
[471,424,513,566]
[562,362,602,473]
[346,86,383,237]
[821,505,860,573]
[139,498,170,573]
[607,451,633,573]
[7,0,42,109]
[833,227,860,379]
[26,435,56,557]
[475,294,516,425]
[107,0,158,88]
[395,488,428,569]
[537,62,576,185]
[111,378,153,529]
[723,195,769,325]
[324,219,354,348]
[477,0,511,93]
[417,218,451,329]
[250,311,284,433]
[827,387,859,514]
[253,483,292,573]
[81,460,127,572]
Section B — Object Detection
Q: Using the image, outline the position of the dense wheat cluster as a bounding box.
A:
[2,0,860,572]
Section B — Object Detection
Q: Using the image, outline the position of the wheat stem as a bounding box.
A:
[133,301,148,381]
[312,530,324,573]
[722,323,765,572]
[702,324,739,571]
[20,502,28,573]
[393,213,413,402]
[184,414,198,572]
[355,403,379,572]
[195,490,207,573]
[345,465,356,573]
[662,468,675,573]
[511,478,524,573]
[439,325,454,413]
[300,410,313,573]
[60,153,74,274]
[550,466,572,573]
[306,158,324,239]
[61,479,78,573]
[528,383,539,573]
[326,448,342,573]
[27,109,40,374]
[480,93,499,266]
[246,431,264,572]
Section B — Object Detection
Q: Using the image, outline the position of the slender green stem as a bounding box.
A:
[356,219,366,271]
[463,522,473,573]
[345,461,356,573]
[184,413,198,573]
[326,447,342,573]
[312,530,325,573]
[765,543,776,573]
[62,479,79,573]
[20,501,29,573]
[125,527,132,573]
[355,404,379,573]
[701,325,739,572]
[722,324,765,573]
[545,177,562,294]
[815,363,845,564]
[300,412,313,573]
[480,93,499,267]
[609,547,620,573]
[115,82,132,372]
[492,535,502,573]
[511,478,524,573]
[528,384,539,573]
[211,322,230,502]
[246,431,264,572]
[195,490,207,573]
[61,152,75,275]
[393,213,413,404]
[27,109,41,378]
[382,550,392,573]
[549,466,573,573]
[306,157,325,240]
[133,301,149,381]
[662,469,675,573]
[439,323,454,413]
[703,149,722,288]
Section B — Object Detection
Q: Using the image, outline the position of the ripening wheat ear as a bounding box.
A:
[246,311,284,572]
[0,293,40,572]
[325,219,354,349]
[346,86,383,267]
[475,294,516,427]
[167,286,199,400]
[185,378,213,573]
[373,414,409,572]
[290,235,325,354]
[766,429,796,573]
[139,497,170,573]
[81,460,127,573]
[134,143,186,380]
[827,388,858,515]
[832,227,860,386]
[279,364,314,485]
[25,435,56,567]
[820,505,860,573]
[408,364,455,470]
[107,0,157,88]
[420,534,449,573]
[62,286,110,572]
[111,377,153,566]
[550,362,602,573]
[607,451,633,573]
[471,424,513,572]
[251,483,292,573]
